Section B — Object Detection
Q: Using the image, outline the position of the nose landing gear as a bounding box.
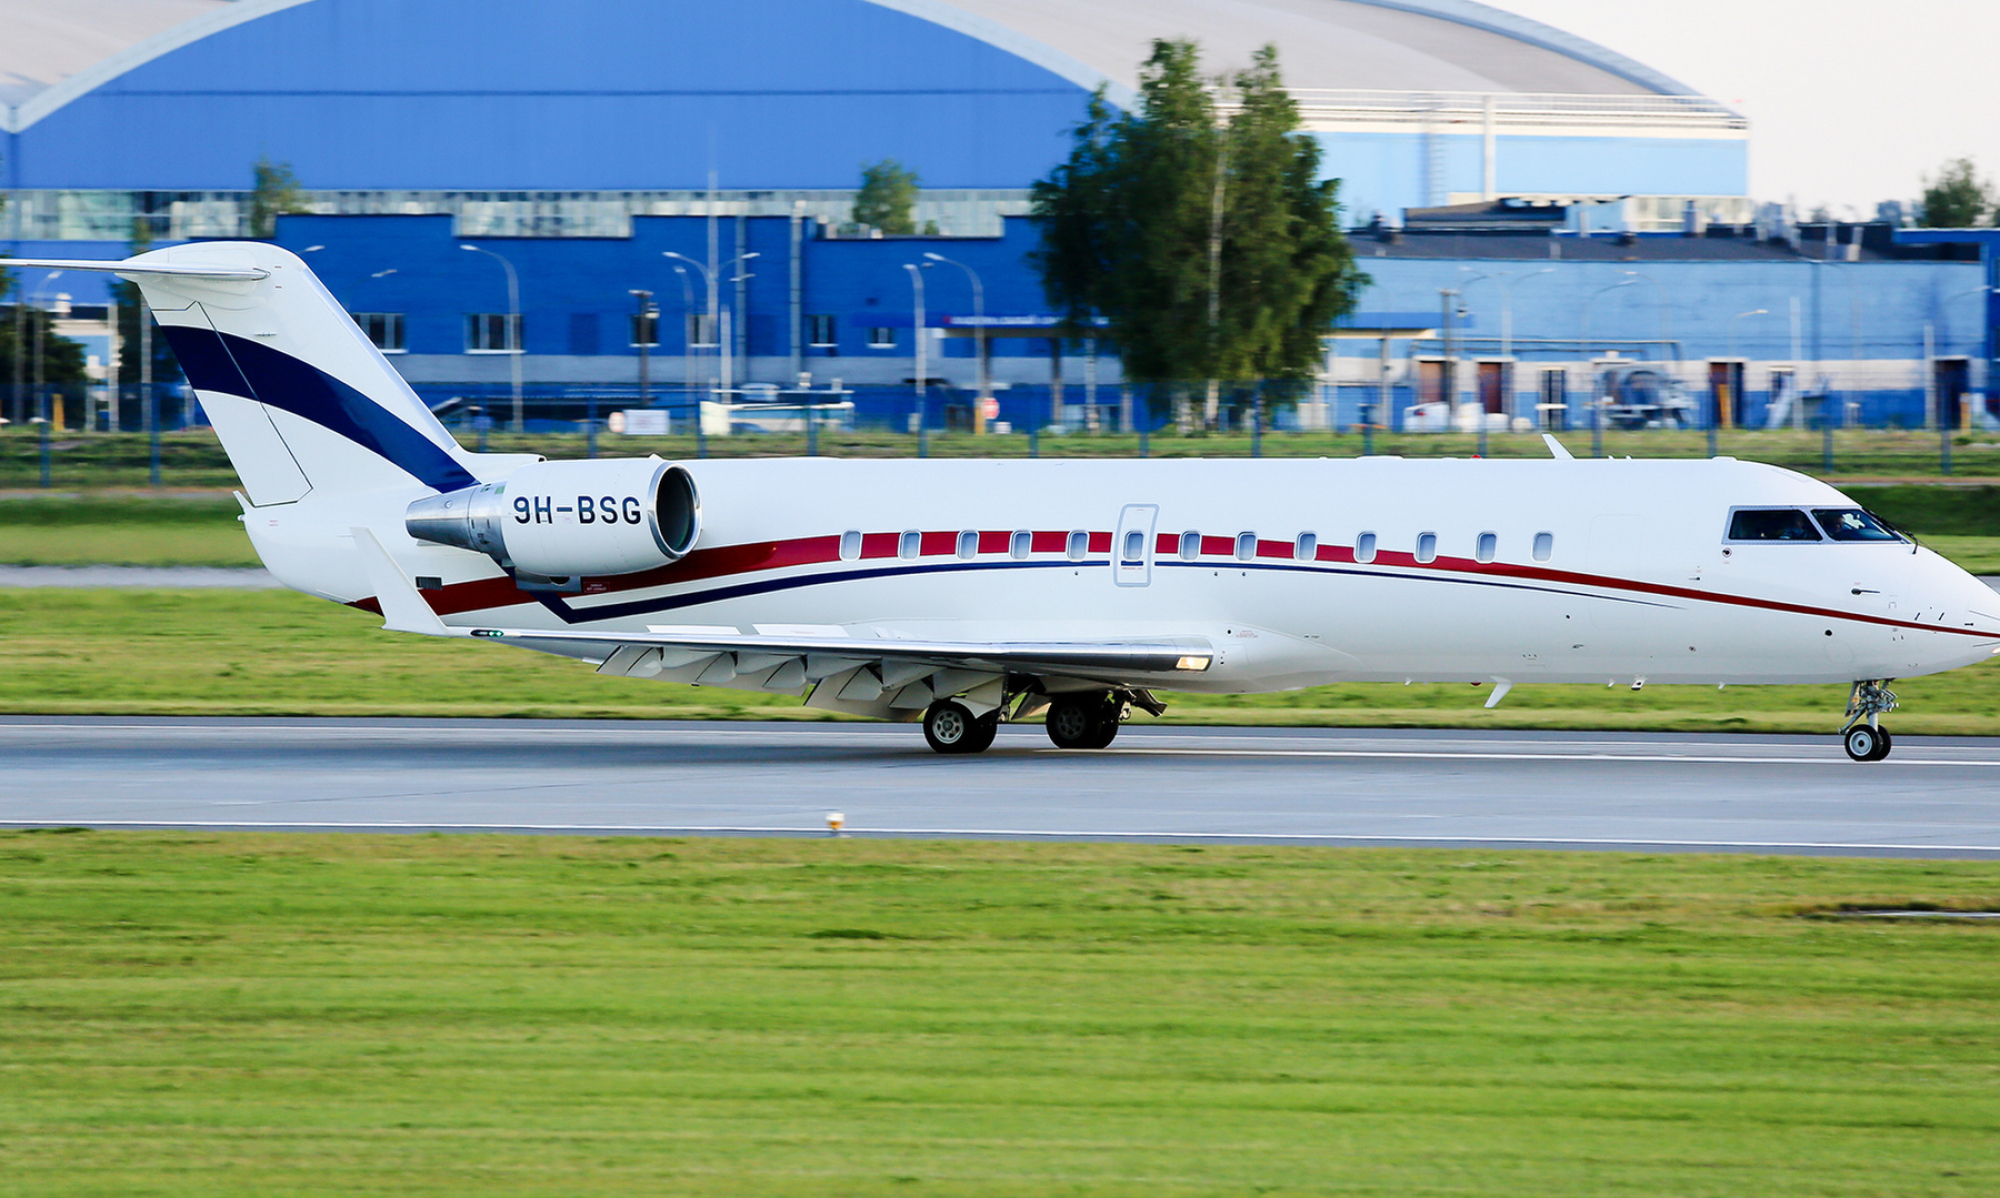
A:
[1840,680,1898,762]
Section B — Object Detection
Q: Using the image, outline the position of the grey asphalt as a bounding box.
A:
[3,717,1997,857]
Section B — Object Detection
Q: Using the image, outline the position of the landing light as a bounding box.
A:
[1176,655,1212,671]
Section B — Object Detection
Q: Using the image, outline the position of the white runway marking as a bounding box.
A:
[0,818,1993,857]
[1099,747,2000,767]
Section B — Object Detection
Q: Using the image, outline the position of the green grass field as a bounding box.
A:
[8,425,2000,489]
[1,832,1996,1196]
[3,587,1999,733]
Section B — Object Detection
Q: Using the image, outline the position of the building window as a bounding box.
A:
[352,312,405,353]
[868,327,896,348]
[630,311,658,347]
[466,313,520,353]
[807,315,837,346]
[687,313,718,348]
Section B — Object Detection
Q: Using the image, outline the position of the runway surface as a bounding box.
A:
[3,717,1998,857]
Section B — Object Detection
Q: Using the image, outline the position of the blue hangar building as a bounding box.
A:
[1,0,1987,430]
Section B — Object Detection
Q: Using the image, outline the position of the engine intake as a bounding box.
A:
[406,458,700,578]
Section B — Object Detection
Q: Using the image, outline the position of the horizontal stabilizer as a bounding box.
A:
[4,257,271,281]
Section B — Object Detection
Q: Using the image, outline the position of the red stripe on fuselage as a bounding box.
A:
[382,526,1997,641]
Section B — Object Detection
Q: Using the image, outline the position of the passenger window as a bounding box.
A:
[1236,532,1257,562]
[1475,532,1497,563]
[1811,508,1903,542]
[1728,509,1821,542]
[1121,530,1145,563]
[840,530,861,561]
[1179,531,1201,561]
[1295,532,1317,562]
[1355,532,1377,564]
[1009,530,1031,559]
[1533,531,1554,562]
[1415,532,1437,563]
[899,530,920,559]
[957,530,978,559]
[1068,530,1089,561]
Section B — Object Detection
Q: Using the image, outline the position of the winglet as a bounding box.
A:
[1542,433,1575,461]
[350,528,454,636]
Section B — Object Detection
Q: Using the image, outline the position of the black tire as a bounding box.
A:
[1083,713,1121,749]
[1844,724,1887,763]
[1045,694,1107,749]
[924,700,980,755]
[959,713,999,754]
[1868,726,1893,761]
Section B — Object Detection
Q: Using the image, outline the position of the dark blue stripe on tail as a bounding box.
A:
[164,324,476,493]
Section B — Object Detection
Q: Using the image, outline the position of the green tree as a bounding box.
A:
[2,266,92,428]
[1918,157,1995,228]
[852,159,922,235]
[248,155,309,239]
[1030,40,1364,431]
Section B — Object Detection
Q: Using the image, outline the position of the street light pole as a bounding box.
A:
[460,244,523,430]
[1458,265,1555,439]
[665,250,757,434]
[904,263,927,453]
[922,251,987,433]
[1580,278,1637,458]
[29,272,64,488]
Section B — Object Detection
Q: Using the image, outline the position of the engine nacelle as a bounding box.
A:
[405,458,700,578]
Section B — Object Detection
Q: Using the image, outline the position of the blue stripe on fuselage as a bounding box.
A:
[163,323,476,493]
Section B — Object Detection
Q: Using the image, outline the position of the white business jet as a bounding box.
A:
[18,244,1999,760]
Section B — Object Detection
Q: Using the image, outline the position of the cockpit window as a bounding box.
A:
[1727,508,1822,542]
[1811,508,1904,542]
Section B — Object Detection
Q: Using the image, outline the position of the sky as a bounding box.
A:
[1494,0,2000,216]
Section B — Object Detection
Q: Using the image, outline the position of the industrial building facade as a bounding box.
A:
[0,0,1989,430]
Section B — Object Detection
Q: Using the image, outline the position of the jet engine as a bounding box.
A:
[405,458,700,578]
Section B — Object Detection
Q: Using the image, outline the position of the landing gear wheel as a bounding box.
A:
[1045,695,1106,749]
[1844,724,1892,763]
[924,700,994,755]
[1082,698,1126,748]
[1047,694,1121,749]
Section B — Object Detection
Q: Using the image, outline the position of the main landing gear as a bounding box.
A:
[1840,680,1898,763]
[921,688,1156,755]
[922,699,998,755]
[1045,693,1126,750]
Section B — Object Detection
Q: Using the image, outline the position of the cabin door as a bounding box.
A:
[1113,504,1158,588]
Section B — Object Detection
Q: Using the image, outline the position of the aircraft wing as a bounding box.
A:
[467,624,1214,676]
[352,527,1210,716]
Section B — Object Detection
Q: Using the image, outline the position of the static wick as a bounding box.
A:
[827,811,845,837]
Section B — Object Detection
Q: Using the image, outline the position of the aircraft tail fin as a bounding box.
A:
[8,244,496,505]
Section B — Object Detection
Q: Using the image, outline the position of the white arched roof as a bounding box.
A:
[2,0,1701,135]
[880,0,1693,98]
